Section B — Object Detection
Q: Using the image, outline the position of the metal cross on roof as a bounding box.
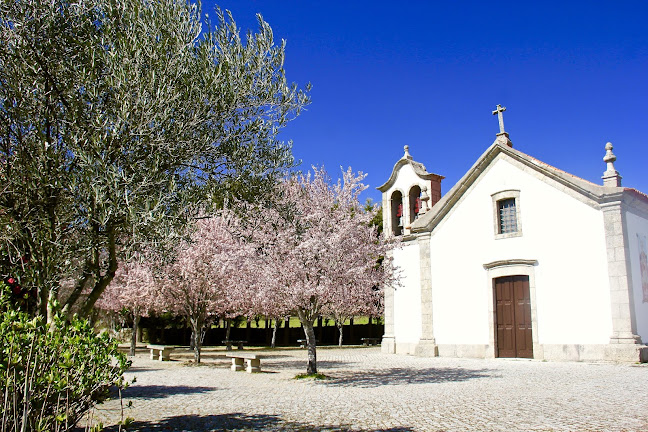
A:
[492,104,507,134]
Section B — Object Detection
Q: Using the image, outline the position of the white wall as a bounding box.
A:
[428,156,612,345]
[625,209,648,343]
[392,241,422,344]
[384,163,427,198]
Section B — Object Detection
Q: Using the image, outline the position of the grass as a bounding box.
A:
[213,316,381,329]
[293,373,329,380]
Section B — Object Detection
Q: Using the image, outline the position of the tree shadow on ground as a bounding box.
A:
[126,366,163,373]
[268,359,352,371]
[323,366,494,388]
[248,353,302,360]
[121,384,218,399]
[101,412,415,431]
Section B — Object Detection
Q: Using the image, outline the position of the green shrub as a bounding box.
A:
[0,283,131,431]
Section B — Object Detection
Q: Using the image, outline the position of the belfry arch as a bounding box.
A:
[390,190,403,236]
[409,185,422,224]
[377,146,444,237]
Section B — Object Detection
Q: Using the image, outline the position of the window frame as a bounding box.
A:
[491,190,522,239]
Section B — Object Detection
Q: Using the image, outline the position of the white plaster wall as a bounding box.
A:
[624,209,648,343]
[384,163,427,198]
[392,241,422,344]
[429,156,612,345]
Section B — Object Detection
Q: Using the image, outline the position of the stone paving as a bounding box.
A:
[93,346,648,431]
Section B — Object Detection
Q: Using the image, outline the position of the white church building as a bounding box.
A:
[379,105,648,362]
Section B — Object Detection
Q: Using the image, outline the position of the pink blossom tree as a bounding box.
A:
[96,256,161,356]
[158,213,255,363]
[249,168,398,374]
[324,280,383,347]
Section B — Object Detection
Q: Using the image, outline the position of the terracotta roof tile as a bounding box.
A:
[522,152,601,188]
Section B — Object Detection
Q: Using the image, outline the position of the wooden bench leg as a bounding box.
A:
[160,349,171,361]
[150,349,157,360]
[246,358,261,373]
[231,357,244,371]
[225,344,233,351]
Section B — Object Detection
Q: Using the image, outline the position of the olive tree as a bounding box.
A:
[0,0,309,320]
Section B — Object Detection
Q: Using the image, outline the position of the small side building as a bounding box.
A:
[378,119,648,362]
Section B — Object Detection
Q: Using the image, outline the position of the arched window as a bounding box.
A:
[390,191,403,236]
[409,185,422,223]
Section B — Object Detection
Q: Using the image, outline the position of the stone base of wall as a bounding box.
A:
[397,341,648,363]
[541,344,648,363]
[437,344,492,358]
[394,342,419,355]
[381,337,396,354]
[414,340,439,357]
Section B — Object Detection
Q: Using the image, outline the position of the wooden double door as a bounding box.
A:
[495,275,533,358]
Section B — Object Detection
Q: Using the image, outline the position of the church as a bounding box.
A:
[378,105,648,362]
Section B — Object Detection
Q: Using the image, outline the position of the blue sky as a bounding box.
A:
[205,1,647,204]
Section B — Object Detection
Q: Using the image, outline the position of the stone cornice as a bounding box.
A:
[482,259,538,270]
[400,234,418,243]
[377,157,444,193]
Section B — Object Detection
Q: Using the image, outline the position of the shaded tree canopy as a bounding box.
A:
[0,0,310,319]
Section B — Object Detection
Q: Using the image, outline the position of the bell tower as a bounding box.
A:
[377,146,444,236]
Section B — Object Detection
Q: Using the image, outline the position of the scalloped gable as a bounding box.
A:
[411,142,648,233]
[377,147,444,193]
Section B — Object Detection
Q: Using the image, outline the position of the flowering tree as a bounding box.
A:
[96,256,161,356]
[0,0,309,321]
[250,168,398,374]
[325,282,383,347]
[159,214,255,363]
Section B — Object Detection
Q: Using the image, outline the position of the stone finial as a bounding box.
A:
[419,185,430,215]
[403,145,412,160]
[492,104,513,147]
[602,142,622,187]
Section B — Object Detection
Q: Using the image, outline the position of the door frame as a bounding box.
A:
[483,259,542,359]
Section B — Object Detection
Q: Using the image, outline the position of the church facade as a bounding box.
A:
[378,109,648,362]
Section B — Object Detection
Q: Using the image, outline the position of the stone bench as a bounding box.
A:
[222,340,247,351]
[147,344,175,361]
[361,337,381,346]
[226,353,262,373]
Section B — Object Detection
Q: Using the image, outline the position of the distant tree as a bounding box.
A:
[365,198,384,236]
[0,0,309,321]
[96,256,161,356]
[326,282,383,347]
[250,168,397,374]
[159,214,255,363]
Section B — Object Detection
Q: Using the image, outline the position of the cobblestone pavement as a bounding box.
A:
[93,346,648,431]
